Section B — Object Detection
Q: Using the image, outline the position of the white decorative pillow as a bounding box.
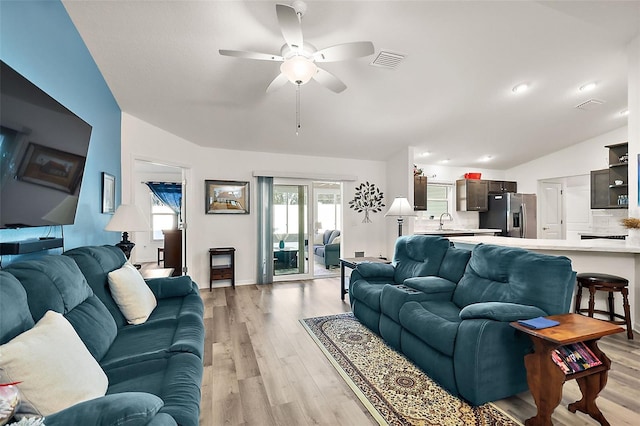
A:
[0,310,108,417]
[108,262,157,325]
[332,236,341,244]
[314,234,324,245]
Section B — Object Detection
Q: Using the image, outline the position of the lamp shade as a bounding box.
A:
[105,204,150,232]
[280,56,317,85]
[384,197,417,217]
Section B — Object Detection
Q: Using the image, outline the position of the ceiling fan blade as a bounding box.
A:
[313,41,375,62]
[219,49,283,62]
[313,67,347,93]
[276,4,303,51]
[266,73,289,93]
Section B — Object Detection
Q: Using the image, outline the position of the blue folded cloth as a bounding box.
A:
[517,316,560,329]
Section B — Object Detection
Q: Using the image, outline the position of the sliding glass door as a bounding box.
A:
[273,184,308,278]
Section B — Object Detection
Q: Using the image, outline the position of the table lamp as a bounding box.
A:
[105,204,150,259]
[385,197,417,237]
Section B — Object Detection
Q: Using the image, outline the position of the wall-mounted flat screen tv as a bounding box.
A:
[1,60,92,228]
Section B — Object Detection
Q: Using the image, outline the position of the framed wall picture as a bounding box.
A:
[102,172,116,214]
[17,142,86,194]
[205,180,249,214]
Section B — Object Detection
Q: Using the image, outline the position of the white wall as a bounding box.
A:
[507,126,628,193]
[385,146,412,256]
[121,113,388,289]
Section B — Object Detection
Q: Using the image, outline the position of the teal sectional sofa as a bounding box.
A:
[0,245,204,425]
[349,235,576,405]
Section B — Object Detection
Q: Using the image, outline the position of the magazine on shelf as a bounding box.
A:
[551,341,602,374]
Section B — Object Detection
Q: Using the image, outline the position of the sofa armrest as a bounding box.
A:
[459,302,547,322]
[146,276,196,299]
[45,392,165,426]
[324,242,340,253]
[355,262,395,279]
[403,276,456,296]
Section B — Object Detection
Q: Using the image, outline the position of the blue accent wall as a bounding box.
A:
[0,0,121,265]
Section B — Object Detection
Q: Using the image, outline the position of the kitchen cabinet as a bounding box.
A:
[488,180,517,194]
[590,169,610,209]
[414,175,427,210]
[607,142,628,208]
[456,179,488,212]
[590,142,628,209]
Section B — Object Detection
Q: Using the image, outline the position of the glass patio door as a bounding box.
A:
[273,184,309,278]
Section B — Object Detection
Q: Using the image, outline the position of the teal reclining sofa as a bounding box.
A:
[349,235,576,406]
[0,245,204,425]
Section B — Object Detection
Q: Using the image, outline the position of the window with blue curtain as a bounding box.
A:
[145,182,182,222]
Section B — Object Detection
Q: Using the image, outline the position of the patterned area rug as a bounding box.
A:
[301,313,522,426]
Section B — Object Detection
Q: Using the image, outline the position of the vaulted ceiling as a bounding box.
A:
[63,1,640,169]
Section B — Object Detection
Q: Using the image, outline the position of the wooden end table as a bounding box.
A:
[510,313,623,426]
[338,257,391,301]
[209,247,235,290]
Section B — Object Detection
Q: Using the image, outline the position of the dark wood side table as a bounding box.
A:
[338,257,391,301]
[510,313,623,426]
[209,247,235,291]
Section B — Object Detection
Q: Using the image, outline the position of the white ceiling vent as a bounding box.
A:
[370,50,405,69]
[575,99,605,111]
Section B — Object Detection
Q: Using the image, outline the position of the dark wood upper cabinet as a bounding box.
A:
[591,169,610,209]
[456,179,488,211]
[414,175,427,210]
[488,180,517,194]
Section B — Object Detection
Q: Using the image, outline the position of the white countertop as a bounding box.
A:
[415,228,501,235]
[449,235,640,254]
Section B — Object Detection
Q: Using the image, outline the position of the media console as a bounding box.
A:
[0,237,64,255]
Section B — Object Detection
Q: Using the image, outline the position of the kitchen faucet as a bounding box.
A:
[439,212,453,230]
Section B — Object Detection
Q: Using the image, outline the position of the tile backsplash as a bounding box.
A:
[592,209,627,234]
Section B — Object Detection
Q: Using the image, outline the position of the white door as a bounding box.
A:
[540,181,563,239]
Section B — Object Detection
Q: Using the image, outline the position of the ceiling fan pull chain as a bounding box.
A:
[296,83,301,135]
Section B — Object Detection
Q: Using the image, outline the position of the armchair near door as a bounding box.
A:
[313,230,341,269]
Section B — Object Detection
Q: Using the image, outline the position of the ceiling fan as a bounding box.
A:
[219,1,375,94]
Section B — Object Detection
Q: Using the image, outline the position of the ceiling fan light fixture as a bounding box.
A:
[280,56,317,85]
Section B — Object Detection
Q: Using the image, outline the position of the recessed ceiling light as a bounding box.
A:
[512,83,529,94]
[419,151,431,157]
[440,159,450,164]
[620,109,629,116]
[479,155,493,162]
[579,82,597,92]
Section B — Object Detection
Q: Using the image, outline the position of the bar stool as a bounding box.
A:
[157,247,164,265]
[574,272,633,339]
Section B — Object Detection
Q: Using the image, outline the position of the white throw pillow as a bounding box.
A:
[332,236,341,244]
[0,310,108,417]
[108,262,157,325]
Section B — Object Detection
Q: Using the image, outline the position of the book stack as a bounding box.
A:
[551,342,603,374]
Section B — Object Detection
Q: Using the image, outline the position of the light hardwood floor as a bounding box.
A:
[200,278,640,426]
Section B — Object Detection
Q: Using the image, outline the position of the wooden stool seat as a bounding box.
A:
[575,273,633,339]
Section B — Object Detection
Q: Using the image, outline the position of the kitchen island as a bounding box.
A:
[449,235,639,334]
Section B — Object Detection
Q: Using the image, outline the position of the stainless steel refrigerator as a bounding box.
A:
[479,193,537,238]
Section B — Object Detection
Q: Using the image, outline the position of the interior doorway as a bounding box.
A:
[133,160,186,273]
